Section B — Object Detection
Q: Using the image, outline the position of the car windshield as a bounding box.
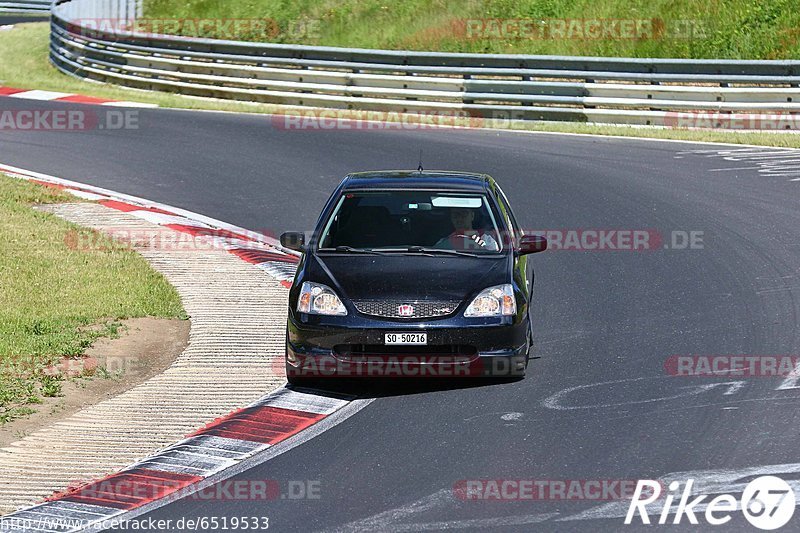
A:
[318,190,503,254]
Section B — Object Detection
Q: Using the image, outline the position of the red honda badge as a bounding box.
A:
[397,304,414,317]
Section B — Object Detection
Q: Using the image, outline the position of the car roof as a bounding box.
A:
[341,171,493,192]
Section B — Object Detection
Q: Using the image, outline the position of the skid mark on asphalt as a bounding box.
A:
[596,394,800,423]
[676,147,800,181]
[323,488,557,532]
[454,375,800,426]
[324,462,800,531]
[525,372,800,424]
[542,376,749,411]
[561,462,800,522]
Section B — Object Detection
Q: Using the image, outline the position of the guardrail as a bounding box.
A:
[0,0,50,13]
[49,0,800,128]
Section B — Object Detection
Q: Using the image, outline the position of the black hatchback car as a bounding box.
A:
[279,171,546,384]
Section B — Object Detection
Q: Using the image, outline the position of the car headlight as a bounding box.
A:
[464,284,516,317]
[297,282,347,316]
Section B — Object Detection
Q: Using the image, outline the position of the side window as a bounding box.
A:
[494,185,520,243]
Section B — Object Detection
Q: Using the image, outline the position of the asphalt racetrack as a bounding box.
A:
[0,15,47,25]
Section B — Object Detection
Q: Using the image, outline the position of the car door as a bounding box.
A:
[494,183,533,294]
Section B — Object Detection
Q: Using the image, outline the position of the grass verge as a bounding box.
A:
[0,22,289,112]
[143,0,800,59]
[2,23,800,150]
[0,173,184,424]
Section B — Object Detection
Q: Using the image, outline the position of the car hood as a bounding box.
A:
[308,253,511,302]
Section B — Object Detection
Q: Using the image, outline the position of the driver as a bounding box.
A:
[434,208,499,251]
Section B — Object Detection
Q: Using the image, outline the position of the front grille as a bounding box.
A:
[352,300,460,319]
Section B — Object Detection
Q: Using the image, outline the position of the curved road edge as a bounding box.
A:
[0,164,371,533]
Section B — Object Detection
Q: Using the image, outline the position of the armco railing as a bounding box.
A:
[49,0,800,128]
[0,0,51,13]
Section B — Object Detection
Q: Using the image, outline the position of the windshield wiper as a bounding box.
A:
[318,246,392,255]
[320,246,482,257]
[405,246,480,257]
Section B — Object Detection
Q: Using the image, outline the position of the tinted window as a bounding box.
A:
[494,184,520,240]
[318,190,504,253]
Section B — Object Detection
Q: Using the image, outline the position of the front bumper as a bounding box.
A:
[286,314,528,378]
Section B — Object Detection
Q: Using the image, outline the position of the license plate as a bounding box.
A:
[385,333,427,345]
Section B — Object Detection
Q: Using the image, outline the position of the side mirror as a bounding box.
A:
[518,234,547,255]
[280,231,306,252]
